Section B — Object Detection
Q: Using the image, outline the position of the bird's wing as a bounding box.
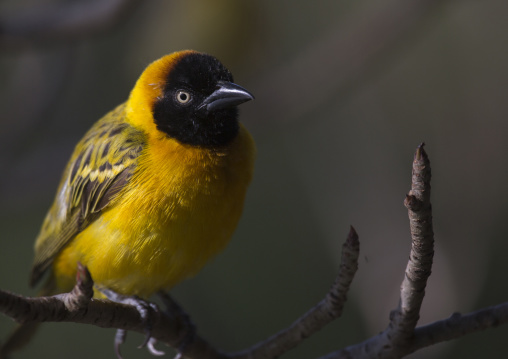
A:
[30,104,145,287]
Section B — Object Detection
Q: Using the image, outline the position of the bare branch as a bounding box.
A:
[389,143,434,345]
[315,144,508,358]
[0,228,359,359]
[319,143,436,359]
[0,280,225,359]
[412,303,508,351]
[319,302,508,359]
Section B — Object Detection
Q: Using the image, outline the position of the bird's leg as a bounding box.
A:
[98,288,164,357]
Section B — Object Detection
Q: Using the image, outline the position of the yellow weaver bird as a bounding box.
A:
[3,50,255,357]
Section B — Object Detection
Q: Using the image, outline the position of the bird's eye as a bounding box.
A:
[175,90,191,105]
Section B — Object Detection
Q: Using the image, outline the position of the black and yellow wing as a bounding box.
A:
[30,104,145,287]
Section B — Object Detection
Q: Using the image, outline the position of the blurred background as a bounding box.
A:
[1,0,508,358]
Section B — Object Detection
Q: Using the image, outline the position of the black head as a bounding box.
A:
[152,52,253,147]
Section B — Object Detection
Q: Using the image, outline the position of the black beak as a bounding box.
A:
[201,81,254,113]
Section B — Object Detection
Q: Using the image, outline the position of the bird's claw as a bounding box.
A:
[147,337,165,356]
[99,288,163,357]
[127,300,157,349]
[114,329,127,359]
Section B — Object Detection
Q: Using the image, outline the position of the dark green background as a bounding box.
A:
[1,1,508,358]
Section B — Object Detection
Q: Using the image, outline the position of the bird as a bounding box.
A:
[2,50,255,358]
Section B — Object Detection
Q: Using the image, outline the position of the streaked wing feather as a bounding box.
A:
[30,104,144,286]
[94,168,134,212]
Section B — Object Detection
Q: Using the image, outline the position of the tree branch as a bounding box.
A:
[390,143,435,346]
[412,303,508,351]
[319,302,508,359]
[318,144,435,358]
[0,262,225,359]
[0,228,359,359]
[0,287,225,359]
[316,144,508,359]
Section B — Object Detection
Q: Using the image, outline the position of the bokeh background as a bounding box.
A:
[1,0,508,358]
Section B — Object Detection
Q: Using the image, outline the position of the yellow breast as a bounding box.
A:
[53,125,255,297]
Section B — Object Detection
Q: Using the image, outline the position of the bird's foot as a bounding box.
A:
[99,288,164,358]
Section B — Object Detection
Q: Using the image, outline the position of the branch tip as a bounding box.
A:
[415,142,426,161]
[347,226,359,247]
[76,262,93,287]
[63,263,94,311]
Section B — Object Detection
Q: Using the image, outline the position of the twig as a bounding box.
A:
[0,284,224,359]
[412,303,508,351]
[319,302,508,359]
[389,143,434,347]
[319,143,435,359]
[317,144,508,358]
[0,228,359,359]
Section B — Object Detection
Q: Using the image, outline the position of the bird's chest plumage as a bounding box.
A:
[55,129,255,297]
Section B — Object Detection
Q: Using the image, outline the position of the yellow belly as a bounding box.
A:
[53,126,255,298]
